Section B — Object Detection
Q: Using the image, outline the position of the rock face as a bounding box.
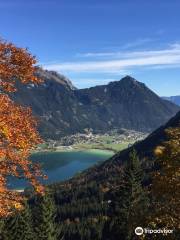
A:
[11,70,179,139]
[35,68,77,91]
[162,96,180,106]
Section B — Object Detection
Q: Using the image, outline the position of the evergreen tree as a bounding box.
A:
[0,218,5,240]
[34,193,57,240]
[3,201,33,240]
[110,150,148,240]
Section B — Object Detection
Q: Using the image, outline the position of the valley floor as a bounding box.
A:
[35,129,148,153]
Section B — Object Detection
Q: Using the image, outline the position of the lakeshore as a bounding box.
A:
[9,149,114,190]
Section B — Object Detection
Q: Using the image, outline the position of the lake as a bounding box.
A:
[9,149,114,190]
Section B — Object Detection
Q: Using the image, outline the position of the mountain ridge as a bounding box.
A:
[11,69,179,139]
[162,95,180,106]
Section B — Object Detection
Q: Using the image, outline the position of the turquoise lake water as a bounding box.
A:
[9,149,114,190]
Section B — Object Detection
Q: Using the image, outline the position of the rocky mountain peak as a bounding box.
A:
[107,75,142,89]
[35,67,76,90]
[120,75,137,82]
[119,75,143,87]
[11,70,180,139]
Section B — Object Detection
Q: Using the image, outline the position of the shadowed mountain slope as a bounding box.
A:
[57,110,180,187]
[11,70,179,139]
[42,110,180,240]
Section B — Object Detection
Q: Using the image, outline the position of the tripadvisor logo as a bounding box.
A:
[135,227,143,235]
[135,227,174,236]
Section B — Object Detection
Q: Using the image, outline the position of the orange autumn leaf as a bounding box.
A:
[0,38,45,217]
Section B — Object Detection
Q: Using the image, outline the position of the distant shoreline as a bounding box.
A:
[32,146,117,155]
[12,148,115,192]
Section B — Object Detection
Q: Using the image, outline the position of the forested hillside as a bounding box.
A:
[1,111,179,239]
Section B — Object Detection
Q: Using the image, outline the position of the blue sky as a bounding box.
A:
[0,0,180,96]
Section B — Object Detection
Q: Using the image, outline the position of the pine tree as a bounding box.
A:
[3,201,33,240]
[34,193,57,240]
[110,150,149,240]
[0,218,5,240]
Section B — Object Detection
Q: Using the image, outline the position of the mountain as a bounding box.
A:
[53,110,180,188]
[11,70,180,139]
[75,76,179,133]
[42,110,180,239]
[162,95,180,106]
[47,110,180,209]
[35,68,77,90]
